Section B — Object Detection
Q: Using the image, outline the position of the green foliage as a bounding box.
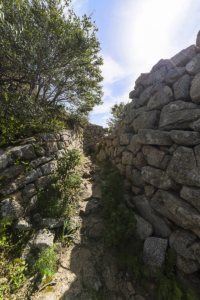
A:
[38,149,81,218]
[14,157,33,172]
[156,248,182,300]
[31,245,58,276]
[0,0,103,145]
[0,215,14,247]
[0,258,28,298]
[106,102,125,128]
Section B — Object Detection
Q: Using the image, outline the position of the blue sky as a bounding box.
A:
[71,0,200,127]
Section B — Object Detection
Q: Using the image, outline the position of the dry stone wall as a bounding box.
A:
[83,123,108,152]
[0,129,83,224]
[97,32,200,292]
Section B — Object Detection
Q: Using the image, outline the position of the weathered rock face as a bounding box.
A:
[143,237,168,270]
[95,33,200,289]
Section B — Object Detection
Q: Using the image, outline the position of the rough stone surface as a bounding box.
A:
[144,185,156,197]
[132,110,160,133]
[168,45,198,68]
[33,213,43,223]
[165,67,186,84]
[122,152,133,165]
[0,164,25,181]
[169,130,200,146]
[138,129,173,145]
[0,151,12,171]
[21,184,37,198]
[9,144,36,160]
[29,156,53,168]
[116,163,126,176]
[29,195,38,210]
[144,66,167,87]
[40,161,58,176]
[166,146,200,187]
[135,214,153,241]
[190,118,200,131]
[143,237,168,269]
[132,195,171,237]
[130,135,142,155]
[142,145,166,168]
[35,176,51,190]
[1,199,24,219]
[129,85,144,99]
[190,73,200,104]
[124,107,147,125]
[138,86,152,106]
[176,254,200,274]
[159,101,200,130]
[147,86,174,111]
[133,152,147,170]
[15,218,32,230]
[126,166,145,188]
[120,133,133,145]
[141,166,179,190]
[194,144,200,167]
[173,74,191,100]
[151,190,200,238]
[114,146,126,157]
[41,218,64,228]
[96,149,107,161]
[186,53,200,75]
[180,186,200,212]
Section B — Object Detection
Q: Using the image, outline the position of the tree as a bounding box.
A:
[106,102,125,128]
[0,0,103,145]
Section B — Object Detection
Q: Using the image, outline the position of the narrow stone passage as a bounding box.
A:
[31,155,155,300]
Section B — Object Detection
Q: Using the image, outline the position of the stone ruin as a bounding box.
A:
[96,31,200,293]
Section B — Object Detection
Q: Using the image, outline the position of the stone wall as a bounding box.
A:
[0,129,83,225]
[83,123,108,152]
[97,32,200,292]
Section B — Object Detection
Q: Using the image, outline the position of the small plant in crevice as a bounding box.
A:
[100,166,148,280]
[38,149,81,218]
[14,157,33,172]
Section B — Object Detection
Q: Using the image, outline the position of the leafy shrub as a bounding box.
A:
[31,245,58,276]
[0,216,14,247]
[38,149,81,218]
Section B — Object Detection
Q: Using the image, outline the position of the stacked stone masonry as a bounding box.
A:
[96,32,200,293]
[83,123,108,152]
[0,129,83,221]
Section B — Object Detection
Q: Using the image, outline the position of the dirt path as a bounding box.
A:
[30,156,154,300]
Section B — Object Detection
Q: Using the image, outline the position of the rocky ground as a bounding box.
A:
[30,155,156,300]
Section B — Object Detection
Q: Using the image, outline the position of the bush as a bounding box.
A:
[38,149,81,218]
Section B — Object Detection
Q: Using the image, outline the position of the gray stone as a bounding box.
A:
[35,176,50,190]
[0,164,25,181]
[151,82,165,95]
[197,31,200,47]
[44,142,58,153]
[116,163,126,176]
[40,161,58,175]
[122,152,133,165]
[117,124,134,136]
[159,101,200,130]
[33,213,42,223]
[143,237,168,269]
[141,166,178,190]
[113,137,120,147]
[190,243,200,264]
[130,134,142,155]
[142,145,166,168]
[0,170,38,196]
[88,218,104,240]
[166,146,200,187]
[79,189,92,200]
[126,166,145,188]
[9,144,36,160]
[165,67,186,84]
[147,86,174,111]
[41,218,64,228]
[0,151,12,171]
[132,195,171,237]
[55,149,66,159]
[160,155,172,170]
[1,199,24,219]
[36,168,42,177]
[21,184,37,198]
[144,185,156,197]
[173,74,191,100]
[124,179,132,190]
[105,131,117,140]
[132,110,160,133]
[135,214,153,241]
[169,229,197,260]
[133,152,147,170]
[190,72,200,104]
[82,260,102,292]
[15,218,32,231]
[138,86,152,106]
[138,129,173,146]
[195,144,200,168]
[96,149,107,161]
[114,146,125,157]
[186,53,200,74]
[144,66,167,87]
[120,133,133,145]
[130,98,139,109]
[151,59,169,73]
[168,45,198,68]
[29,195,38,210]
[180,186,200,212]
[151,190,200,238]
[170,130,200,146]
[30,156,54,168]
[176,254,200,274]
[124,107,146,124]
[190,118,200,131]
[105,139,113,147]
[132,186,143,195]
[169,143,179,154]
[129,85,144,99]
[37,134,55,142]
[57,141,65,150]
